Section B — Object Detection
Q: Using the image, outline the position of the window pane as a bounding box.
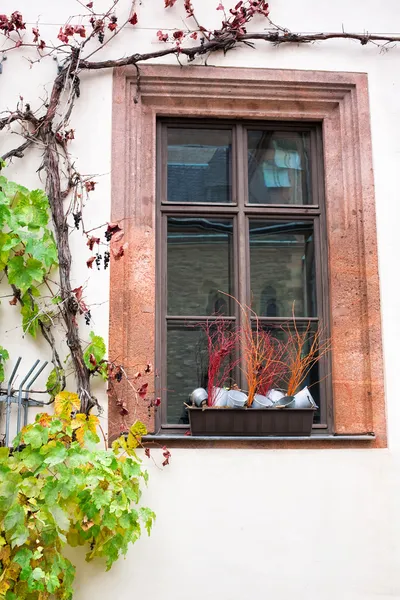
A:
[166,322,237,424]
[167,217,234,316]
[167,128,232,203]
[248,130,312,205]
[166,323,205,424]
[249,221,316,317]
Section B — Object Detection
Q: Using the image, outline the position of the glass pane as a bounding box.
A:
[254,321,322,423]
[167,128,232,203]
[167,217,234,316]
[249,221,316,317]
[247,130,312,205]
[166,322,237,424]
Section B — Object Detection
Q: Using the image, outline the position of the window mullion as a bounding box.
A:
[235,123,250,390]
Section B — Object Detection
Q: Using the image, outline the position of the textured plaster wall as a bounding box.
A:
[1,0,400,598]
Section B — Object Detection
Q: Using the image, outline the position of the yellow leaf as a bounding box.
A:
[54,391,80,418]
[126,420,147,450]
[72,414,99,446]
[37,413,52,427]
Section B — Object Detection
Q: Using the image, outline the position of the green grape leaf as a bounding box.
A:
[10,188,49,229]
[22,425,48,449]
[83,332,106,370]
[0,346,9,383]
[25,230,58,269]
[7,256,45,294]
[46,367,63,398]
[4,504,25,532]
[49,505,70,532]
[14,548,33,581]
[20,293,40,338]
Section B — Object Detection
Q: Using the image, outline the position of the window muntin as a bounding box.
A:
[158,120,329,430]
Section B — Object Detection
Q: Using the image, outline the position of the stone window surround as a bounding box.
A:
[109,64,386,448]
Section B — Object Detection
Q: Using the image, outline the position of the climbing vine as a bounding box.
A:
[0,396,154,599]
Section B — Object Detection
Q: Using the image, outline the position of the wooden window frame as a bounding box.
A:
[157,119,332,431]
[109,65,386,448]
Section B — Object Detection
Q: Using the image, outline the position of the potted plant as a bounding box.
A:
[188,306,329,437]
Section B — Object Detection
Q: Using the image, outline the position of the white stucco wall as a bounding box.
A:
[1,0,400,598]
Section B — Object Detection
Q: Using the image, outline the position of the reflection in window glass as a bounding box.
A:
[167,128,232,203]
[248,131,312,205]
[166,322,236,424]
[249,221,316,317]
[167,217,234,316]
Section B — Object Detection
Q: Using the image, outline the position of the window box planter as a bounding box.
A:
[188,405,316,436]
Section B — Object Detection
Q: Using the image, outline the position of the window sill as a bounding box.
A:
[143,433,376,443]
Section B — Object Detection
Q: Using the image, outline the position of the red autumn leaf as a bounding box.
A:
[216,2,224,9]
[9,296,18,306]
[138,383,148,398]
[57,28,69,43]
[154,397,161,407]
[38,39,46,50]
[145,448,150,458]
[72,286,88,314]
[129,13,138,25]
[86,256,95,269]
[74,25,86,38]
[119,404,129,416]
[32,27,39,42]
[173,30,184,40]
[112,243,128,260]
[190,31,198,39]
[105,222,122,241]
[157,30,168,42]
[86,236,100,251]
[86,1,93,7]
[108,22,117,31]
[89,353,97,367]
[164,0,178,6]
[72,286,83,302]
[84,180,96,192]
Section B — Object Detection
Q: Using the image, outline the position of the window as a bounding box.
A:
[157,120,331,431]
[110,65,385,446]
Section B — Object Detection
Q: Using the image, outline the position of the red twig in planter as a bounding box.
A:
[200,319,239,406]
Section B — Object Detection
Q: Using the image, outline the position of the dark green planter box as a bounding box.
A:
[188,406,316,436]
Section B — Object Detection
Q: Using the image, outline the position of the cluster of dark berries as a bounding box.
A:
[105,229,112,242]
[104,251,110,270]
[98,31,104,43]
[84,310,91,325]
[73,211,82,229]
[95,253,102,270]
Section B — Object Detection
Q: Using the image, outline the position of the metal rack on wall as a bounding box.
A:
[0,358,50,446]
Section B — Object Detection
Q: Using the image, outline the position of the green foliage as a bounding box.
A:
[0,175,58,335]
[45,368,64,399]
[0,347,9,384]
[83,332,107,378]
[0,404,154,599]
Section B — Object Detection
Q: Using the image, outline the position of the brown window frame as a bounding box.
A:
[109,65,386,448]
[156,119,332,432]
